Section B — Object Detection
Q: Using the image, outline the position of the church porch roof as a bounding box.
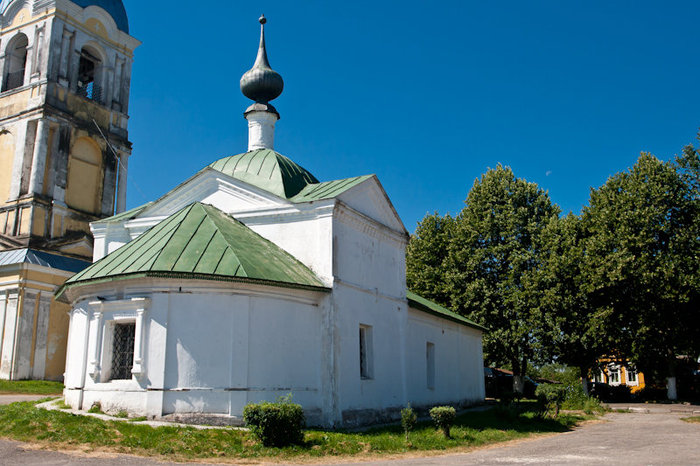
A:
[57,202,328,300]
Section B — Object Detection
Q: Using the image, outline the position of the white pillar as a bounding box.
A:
[116,153,128,213]
[131,306,146,376]
[246,110,278,151]
[28,119,49,195]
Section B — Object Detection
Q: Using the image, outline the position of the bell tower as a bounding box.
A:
[0,0,139,381]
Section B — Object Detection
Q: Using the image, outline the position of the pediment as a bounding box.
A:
[137,168,291,221]
[335,176,406,234]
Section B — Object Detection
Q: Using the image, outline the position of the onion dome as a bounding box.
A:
[240,15,284,108]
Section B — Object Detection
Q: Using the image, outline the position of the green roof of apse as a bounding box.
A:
[57,202,327,299]
[406,291,486,331]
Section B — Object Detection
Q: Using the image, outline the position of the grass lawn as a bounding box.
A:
[0,400,592,462]
[682,416,700,424]
[0,380,63,395]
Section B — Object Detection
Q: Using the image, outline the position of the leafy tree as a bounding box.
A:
[446,165,559,393]
[530,214,607,394]
[406,213,455,307]
[581,152,700,399]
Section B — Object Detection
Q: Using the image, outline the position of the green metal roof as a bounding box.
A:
[290,175,374,202]
[209,149,319,199]
[57,202,327,299]
[95,202,153,224]
[406,291,486,331]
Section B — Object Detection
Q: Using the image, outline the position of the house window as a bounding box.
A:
[608,366,621,385]
[627,368,637,384]
[359,325,373,379]
[426,342,435,389]
[110,322,135,380]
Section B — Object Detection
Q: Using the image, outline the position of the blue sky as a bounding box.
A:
[122,0,700,231]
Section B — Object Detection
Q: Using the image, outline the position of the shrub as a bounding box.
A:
[535,383,567,418]
[429,406,456,438]
[87,402,103,414]
[243,395,305,447]
[401,403,417,441]
[583,397,607,415]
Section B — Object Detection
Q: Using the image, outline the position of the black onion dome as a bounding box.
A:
[240,15,284,104]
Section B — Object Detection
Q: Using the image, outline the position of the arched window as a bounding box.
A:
[2,34,28,92]
[77,46,103,104]
[66,137,103,214]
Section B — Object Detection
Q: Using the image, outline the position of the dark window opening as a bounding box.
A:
[3,35,28,92]
[77,49,103,103]
[111,322,135,380]
[359,325,373,379]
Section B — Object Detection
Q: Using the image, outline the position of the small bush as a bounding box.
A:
[243,395,305,447]
[87,402,103,414]
[535,384,567,418]
[429,406,456,438]
[401,403,417,441]
[583,397,607,415]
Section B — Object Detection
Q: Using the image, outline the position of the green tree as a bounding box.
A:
[581,152,700,399]
[406,213,455,307]
[446,165,560,393]
[530,214,608,394]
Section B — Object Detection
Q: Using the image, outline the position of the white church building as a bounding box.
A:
[58,14,485,427]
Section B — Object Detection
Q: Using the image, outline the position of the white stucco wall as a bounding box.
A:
[70,168,485,427]
[63,281,328,423]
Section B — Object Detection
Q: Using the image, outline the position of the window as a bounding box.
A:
[110,322,135,380]
[359,325,373,379]
[426,342,435,389]
[608,366,621,385]
[626,367,637,384]
[77,47,103,103]
[2,34,28,92]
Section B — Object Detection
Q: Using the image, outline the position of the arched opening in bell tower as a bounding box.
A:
[2,33,28,92]
[77,46,104,104]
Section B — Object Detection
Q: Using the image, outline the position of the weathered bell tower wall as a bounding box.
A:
[0,0,139,381]
[0,0,139,259]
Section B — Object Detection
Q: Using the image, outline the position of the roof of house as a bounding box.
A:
[57,202,328,300]
[0,248,90,273]
[406,291,485,331]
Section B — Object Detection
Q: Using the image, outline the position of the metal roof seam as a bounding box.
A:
[101,209,186,277]
[189,228,218,273]
[170,214,208,272]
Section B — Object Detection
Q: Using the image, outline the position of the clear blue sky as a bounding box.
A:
[122,0,700,231]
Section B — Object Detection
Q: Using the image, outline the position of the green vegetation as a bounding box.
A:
[407,165,560,394]
[406,134,700,399]
[0,380,63,395]
[400,403,417,441]
[681,416,700,424]
[87,402,103,414]
[0,401,590,462]
[535,384,567,418]
[243,395,305,447]
[429,406,456,437]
